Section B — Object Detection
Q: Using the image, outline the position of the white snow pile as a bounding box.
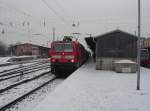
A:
[114,59,137,64]
[0,56,33,65]
[0,57,12,64]
[32,58,150,111]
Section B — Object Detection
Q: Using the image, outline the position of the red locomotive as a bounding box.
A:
[50,36,89,77]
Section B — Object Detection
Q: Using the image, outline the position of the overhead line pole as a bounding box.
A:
[137,0,141,90]
[53,27,55,41]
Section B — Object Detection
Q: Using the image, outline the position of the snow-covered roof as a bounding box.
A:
[0,56,33,65]
[12,43,50,49]
[94,29,138,40]
[0,57,14,64]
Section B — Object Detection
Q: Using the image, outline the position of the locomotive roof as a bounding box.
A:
[52,40,80,44]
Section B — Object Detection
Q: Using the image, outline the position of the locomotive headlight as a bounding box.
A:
[51,58,56,62]
[65,55,74,59]
[52,55,61,59]
[70,59,75,63]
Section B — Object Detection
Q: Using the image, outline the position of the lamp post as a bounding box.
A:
[137,0,141,90]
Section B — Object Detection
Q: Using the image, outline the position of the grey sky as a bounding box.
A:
[0,0,150,46]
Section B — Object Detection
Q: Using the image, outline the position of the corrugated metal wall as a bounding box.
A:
[96,31,137,58]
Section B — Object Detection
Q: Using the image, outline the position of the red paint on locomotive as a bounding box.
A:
[50,39,89,77]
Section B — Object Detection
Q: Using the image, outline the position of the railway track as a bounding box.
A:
[0,71,51,93]
[0,65,50,82]
[0,60,57,111]
[0,75,56,111]
[0,60,49,75]
[0,62,50,78]
[0,58,49,67]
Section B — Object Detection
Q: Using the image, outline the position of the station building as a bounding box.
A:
[85,30,138,70]
[10,43,50,58]
[144,37,150,47]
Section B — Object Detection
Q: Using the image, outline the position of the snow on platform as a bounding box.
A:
[32,58,150,111]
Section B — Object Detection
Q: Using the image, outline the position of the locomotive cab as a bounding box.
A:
[50,35,88,77]
[50,41,81,77]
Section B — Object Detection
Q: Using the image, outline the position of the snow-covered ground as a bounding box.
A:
[0,56,49,66]
[0,68,50,89]
[6,79,63,111]
[0,62,63,111]
[0,62,35,73]
[32,58,150,111]
[0,57,12,63]
[0,71,53,108]
[0,56,32,65]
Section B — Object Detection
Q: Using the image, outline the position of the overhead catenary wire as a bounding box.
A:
[0,2,54,40]
[51,0,71,20]
[0,1,76,38]
[0,1,60,29]
[40,0,76,39]
[0,2,36,34]
[40,0,67,24]
[51,0,82,35]
[0,0,74,39]
[0,1,54,22]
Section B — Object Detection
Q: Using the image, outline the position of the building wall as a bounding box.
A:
[16,44,32,56]
[144,38,150,47]
[96,57,136,70]
[32,46,40,55]
[13,43,50,57]
[96,32,137,58]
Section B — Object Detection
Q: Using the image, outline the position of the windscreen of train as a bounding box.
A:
[53,43,73,52]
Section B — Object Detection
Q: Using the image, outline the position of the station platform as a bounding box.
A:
[32,58,150,111]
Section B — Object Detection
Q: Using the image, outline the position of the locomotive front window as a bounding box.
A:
[63,44,73,52]
[54,44,63,52]
[54,43,73,52]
